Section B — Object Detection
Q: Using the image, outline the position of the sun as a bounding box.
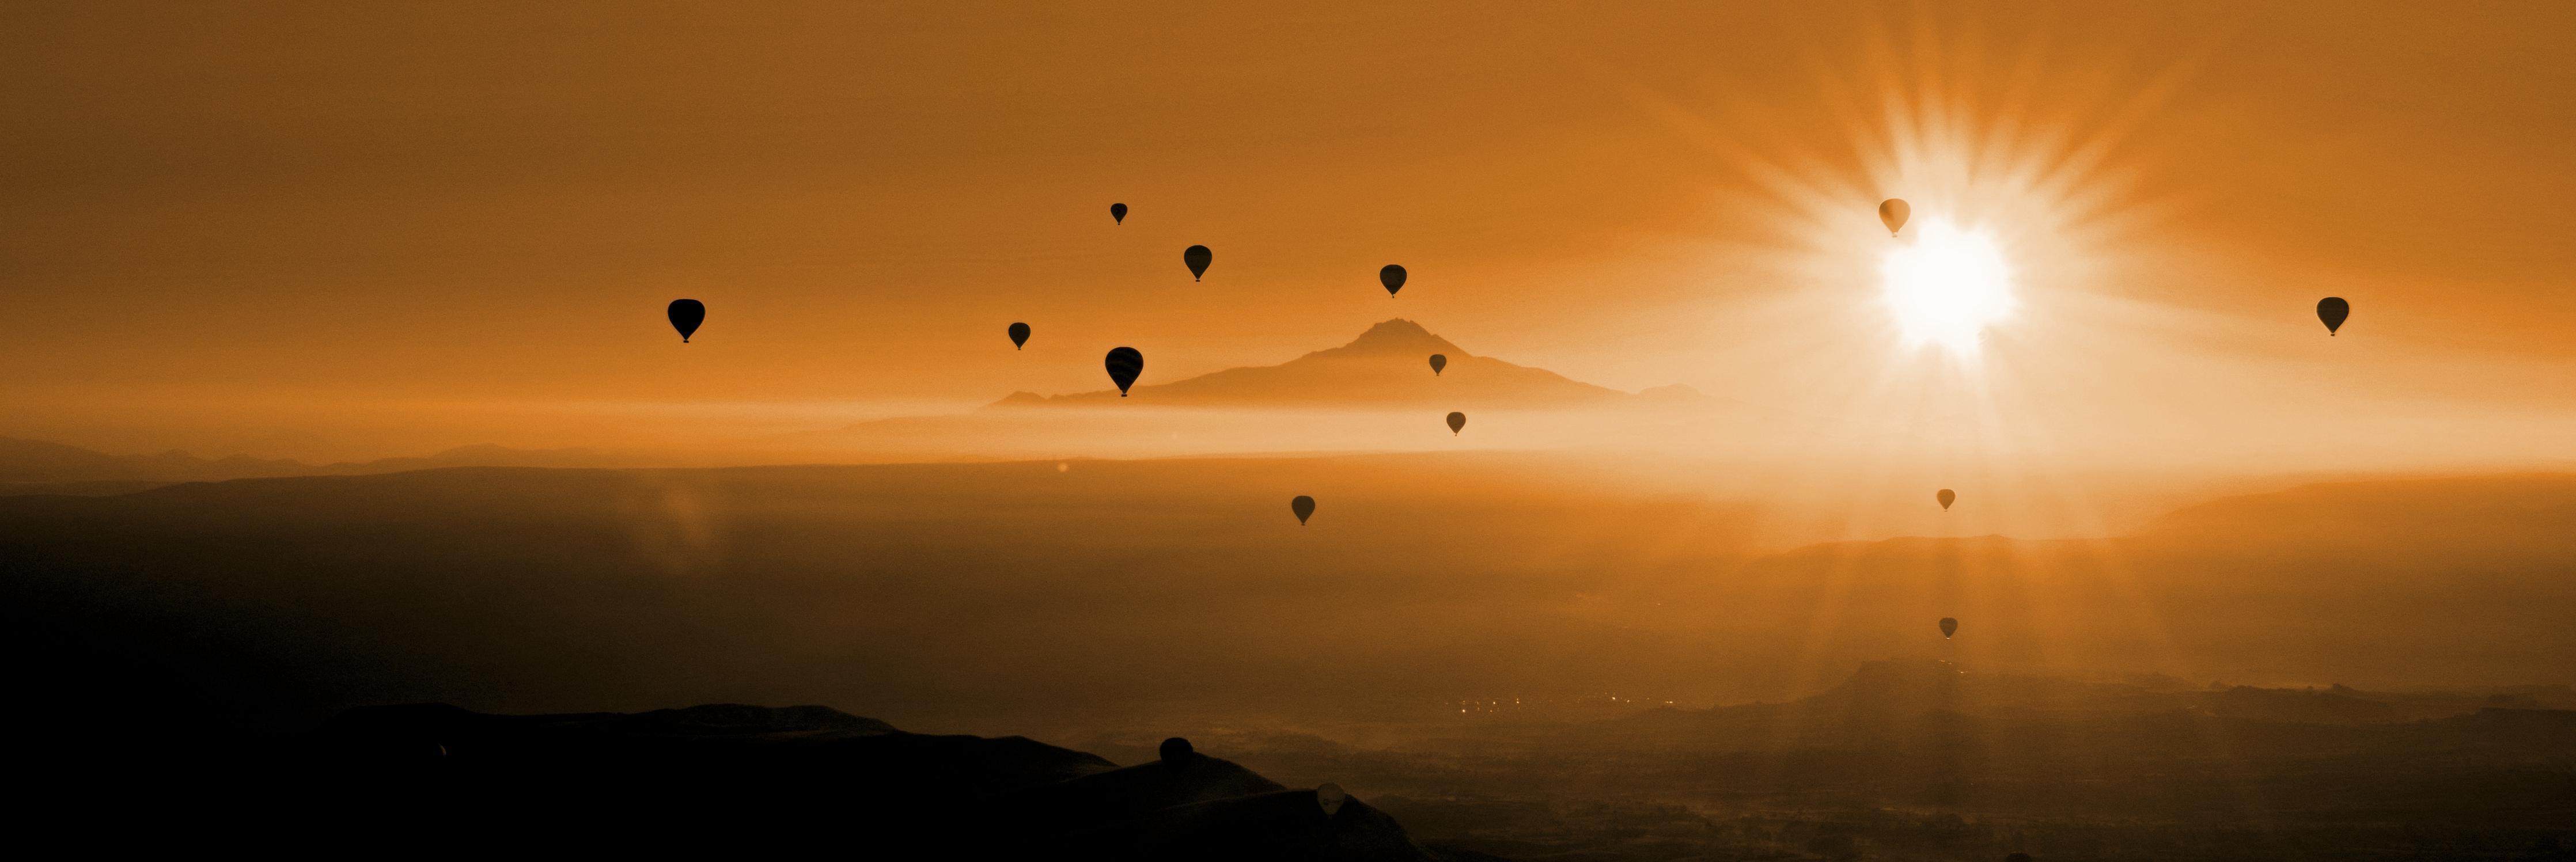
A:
[1881,217,2015,354]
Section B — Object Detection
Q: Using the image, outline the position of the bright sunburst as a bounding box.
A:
[1880,217,2015,354]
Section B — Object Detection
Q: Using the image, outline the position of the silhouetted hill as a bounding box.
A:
[319,701,903,743]
[1001,319,1632,407]
[0,435,308,484]
[0,436,618,493]
[1009,751,1287,830]
[1069,789,1433,861]
[280,701,1444,859]
[312,443,621,474]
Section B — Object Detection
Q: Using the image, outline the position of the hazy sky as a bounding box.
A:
[5,1,2571,464]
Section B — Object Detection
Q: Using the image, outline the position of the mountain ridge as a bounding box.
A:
[0,436,618,492]
[285,700,1446,859]
[980,318,1662,408]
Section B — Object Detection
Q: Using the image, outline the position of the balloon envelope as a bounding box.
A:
[1429,354,1447,375]
[1878,199,1911,236]
[1317,783,1347,817]
[1380,264,1407,296]
[1937,488,1956,510]
[1008,322,1031,350]
[1291,495,1316,525]
[1110,202,1127,225]
[1159,737,1194,763]
[1105,347,1143,396]
[2317,297,2350,335]
[666,299,706,343]
[1939,617,1958,639]
[1446,412,1466,435]
[1183,245,1212,280]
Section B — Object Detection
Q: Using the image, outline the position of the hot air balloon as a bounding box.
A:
[1008,322,1031,350]
[1878,199,1911,237]
[1937,488,1956,510]
[666,299,706,343]
[1183,245,1212,280]
[1380,264,1407,297]
[1110,203,1127,225]
[1291,495,1316,525]
[1429,354,1448,376]
[1446,412,1466,435]
[1159,737,1195,764]
[1105,347,1143,396]
[1939,617,1958,639]
[1317,784,1347,817]
[2317,297,2350,336]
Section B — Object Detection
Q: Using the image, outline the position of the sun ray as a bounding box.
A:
[1562,12,2316,820]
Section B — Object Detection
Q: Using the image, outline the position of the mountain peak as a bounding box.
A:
[949,317,1619,409]
[1324,318,1463,357]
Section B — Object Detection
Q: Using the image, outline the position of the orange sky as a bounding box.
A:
[4,1,2571,466]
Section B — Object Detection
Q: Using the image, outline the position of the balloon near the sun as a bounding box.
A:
[1881,218,2015,353]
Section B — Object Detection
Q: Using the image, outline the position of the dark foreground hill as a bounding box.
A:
[63,701,1459,860]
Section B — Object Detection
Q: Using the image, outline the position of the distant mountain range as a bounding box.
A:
[991,318,1686,408]
[0,436,615,494]
[7,320,1740,483]
[798,318,1736,458]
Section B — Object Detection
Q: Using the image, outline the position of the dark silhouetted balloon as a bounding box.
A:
[1159,737,1194,764]
[1380,264,1407,297]
[1110,203,1127,225]
[1940,617,1958,639]
[1429,354,1448,375]
[1446,412,1466,435]
[1008,322,1031,350]
[1183,245,1212,280]
[2006,855,2032,862]
[666,299,706,343]
[1879,199,1911,236]
[1317,783,1347,817]
[1291,495,1316,525]
[1105,347,1143,396]
[1937,488,1956,510]
[2317,297,2349,336]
